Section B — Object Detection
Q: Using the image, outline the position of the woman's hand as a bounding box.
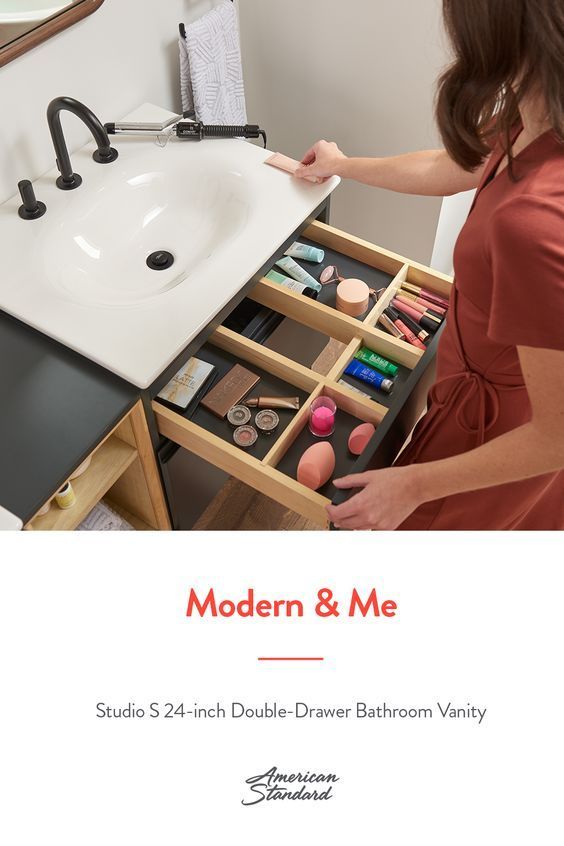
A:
[326,465,423,530]
[295,140,348,181]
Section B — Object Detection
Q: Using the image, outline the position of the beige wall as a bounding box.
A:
[240,0,448,264]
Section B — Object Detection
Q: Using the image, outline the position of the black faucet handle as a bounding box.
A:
[93,145,119,164]
[18,180,47,220]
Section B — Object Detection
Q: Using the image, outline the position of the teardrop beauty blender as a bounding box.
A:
[297,442,336,490]
[348,422,376,456]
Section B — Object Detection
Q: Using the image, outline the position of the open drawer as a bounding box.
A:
[152,221,453,529]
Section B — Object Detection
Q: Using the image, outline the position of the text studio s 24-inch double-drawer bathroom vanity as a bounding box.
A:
[0,104,452,530]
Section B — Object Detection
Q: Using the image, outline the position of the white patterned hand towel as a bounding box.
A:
[179,1,247,125]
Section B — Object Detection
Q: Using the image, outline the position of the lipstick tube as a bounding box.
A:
[398,290,447,315]
[392,298,442,332]
[377,312,405,340]
[384,307,426,351]
[401,281,450,310]
[390,309,430,344]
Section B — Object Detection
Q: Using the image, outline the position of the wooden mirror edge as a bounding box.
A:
[0,0,106,68]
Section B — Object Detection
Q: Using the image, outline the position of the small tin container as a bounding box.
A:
[227,404,252,426]
[233,425,258,449]
[55,481,76,510]
[255,409,280,435]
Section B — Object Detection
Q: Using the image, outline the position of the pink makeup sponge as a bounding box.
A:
[297,442,336,490]
[336,279,370,317]
[348,423,376,456]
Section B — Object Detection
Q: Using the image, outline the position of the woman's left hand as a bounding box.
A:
[326,465,423,530]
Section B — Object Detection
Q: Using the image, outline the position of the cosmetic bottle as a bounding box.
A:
[55,481,76,510]
[388,308,430,344]
[398,290,446,315]
[344,360,394,394]
[275,256,322,293]
[392,298,442,332]
[384,307,427,351]
[401,281,450,310]
[337,379,372,400]
[354,347,399,377]
[377,312,405,340]
[284,242,325,263]
[265,270,318,299]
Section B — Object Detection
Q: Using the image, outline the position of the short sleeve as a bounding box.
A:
[488,194,564,350]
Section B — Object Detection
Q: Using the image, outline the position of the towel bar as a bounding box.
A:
[179,1,234,39]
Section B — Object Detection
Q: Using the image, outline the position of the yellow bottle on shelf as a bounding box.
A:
[55,481,76,510]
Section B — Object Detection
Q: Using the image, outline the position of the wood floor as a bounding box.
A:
[193,338,346,531]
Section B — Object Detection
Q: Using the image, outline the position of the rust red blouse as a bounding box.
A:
[397,130,564,530]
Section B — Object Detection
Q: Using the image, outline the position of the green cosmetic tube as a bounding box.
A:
[354,347,399,377]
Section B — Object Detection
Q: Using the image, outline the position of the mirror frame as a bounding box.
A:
[0,0,105,68]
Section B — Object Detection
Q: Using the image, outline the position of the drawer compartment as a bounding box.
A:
[153,221,453,528]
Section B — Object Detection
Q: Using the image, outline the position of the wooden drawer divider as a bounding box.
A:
[153,221,454,528]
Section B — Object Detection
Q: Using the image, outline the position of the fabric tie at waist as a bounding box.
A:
[408,367,523,462]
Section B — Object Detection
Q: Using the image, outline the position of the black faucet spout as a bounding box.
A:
[47,96,118,190]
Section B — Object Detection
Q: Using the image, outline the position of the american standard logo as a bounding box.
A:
[242,766,339,806]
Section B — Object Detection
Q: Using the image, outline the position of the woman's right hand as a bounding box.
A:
[295,140,347,181]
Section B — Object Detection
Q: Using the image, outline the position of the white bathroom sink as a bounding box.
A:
[41,148,251,307]
[0,505,23,531]
[0,104,339,387]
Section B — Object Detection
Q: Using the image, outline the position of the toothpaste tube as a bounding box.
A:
[344,359,394,395]
[284,241,325,263]
[275,256,322,293]
[354,347,399,377]
[338,379,372,400]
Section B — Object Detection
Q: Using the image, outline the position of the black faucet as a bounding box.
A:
[18,180,46,220]
[47,96,118,190]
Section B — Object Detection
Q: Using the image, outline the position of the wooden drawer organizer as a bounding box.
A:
[153,222,453,528]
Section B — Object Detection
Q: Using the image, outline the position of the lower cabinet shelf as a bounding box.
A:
[27,400,171,532]
[29,437,137,531]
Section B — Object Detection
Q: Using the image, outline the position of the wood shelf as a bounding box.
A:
[104,499,153,531]
[30,436,137,531]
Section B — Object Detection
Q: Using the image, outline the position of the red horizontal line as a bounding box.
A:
[258,657,324,661]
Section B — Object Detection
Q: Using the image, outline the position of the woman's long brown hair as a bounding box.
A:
[436,0,564,171]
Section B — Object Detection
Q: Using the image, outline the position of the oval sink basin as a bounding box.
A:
[0,102,339,387]
[40,157,251,307]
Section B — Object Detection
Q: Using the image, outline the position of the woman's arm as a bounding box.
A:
[326,345,564,530]
[295,140,485,197]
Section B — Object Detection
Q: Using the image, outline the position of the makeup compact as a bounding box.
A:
[233,425,258,449]
[201,364,260,418]
[227,405,252,426]
[255,409,279,435]
[336,278,371,317]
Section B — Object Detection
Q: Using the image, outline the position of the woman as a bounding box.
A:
[296,0,564,531]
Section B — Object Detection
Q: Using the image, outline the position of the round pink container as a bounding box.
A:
[309,396,337,437]
[336,278,370,317]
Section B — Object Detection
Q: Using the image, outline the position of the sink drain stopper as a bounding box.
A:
[146,250,174,270]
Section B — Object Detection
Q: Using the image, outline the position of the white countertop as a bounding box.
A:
[0,103,339,387]
[0,505,23,531]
